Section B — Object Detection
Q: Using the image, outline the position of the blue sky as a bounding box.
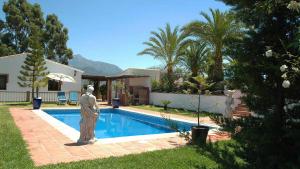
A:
[0,0,229,70]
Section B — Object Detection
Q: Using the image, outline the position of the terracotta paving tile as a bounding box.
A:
[9,107,229,166]
[64,147,91,157]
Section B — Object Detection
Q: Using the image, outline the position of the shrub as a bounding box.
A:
[151,80,160,92]
[160,100,172,110]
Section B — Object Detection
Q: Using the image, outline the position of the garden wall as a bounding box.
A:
[150,92,230,115]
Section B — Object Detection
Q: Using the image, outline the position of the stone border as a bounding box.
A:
[34,107,220,144]
[33,109,80,142]
[119,107,220,129]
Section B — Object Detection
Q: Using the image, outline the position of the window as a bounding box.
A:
[0,74,8,90]
[48,80,60,91]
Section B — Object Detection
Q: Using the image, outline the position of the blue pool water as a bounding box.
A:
[43,108,196,139]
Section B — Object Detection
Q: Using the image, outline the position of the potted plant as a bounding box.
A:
[112,81,124,108]
[33,87,42,109]
[185,76,212,145]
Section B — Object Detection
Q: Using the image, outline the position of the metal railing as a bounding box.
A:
[0,91,28,102]
[0,91,81,102]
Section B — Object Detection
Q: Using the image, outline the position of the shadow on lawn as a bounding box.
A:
[194,141,248,169]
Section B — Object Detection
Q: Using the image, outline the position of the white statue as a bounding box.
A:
[224,87,236,118]
[77,85,99,144]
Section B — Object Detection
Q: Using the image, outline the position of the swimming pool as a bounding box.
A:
[43,108,197,139]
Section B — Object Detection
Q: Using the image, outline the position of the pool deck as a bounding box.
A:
[9,106,230,166]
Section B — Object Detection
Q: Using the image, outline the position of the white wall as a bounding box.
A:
[121,68,160,81]
[0,53,83,93]
[46,59,83,92]
[150,92,228,115]
[129,77,151,88]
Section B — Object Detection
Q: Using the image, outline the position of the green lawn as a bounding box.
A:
[131,105,214,117]
[0,106,246,169]
[0,106,34,169]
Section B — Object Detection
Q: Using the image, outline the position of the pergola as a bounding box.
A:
[82,74,150,105]
[82,75,107,100]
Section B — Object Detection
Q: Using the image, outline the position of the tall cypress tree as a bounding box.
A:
[218,0,300,168]
[18,26,49,101]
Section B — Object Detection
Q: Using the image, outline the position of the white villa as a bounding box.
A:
[0,53,160,103]
[0,53,83,102]
[0,53,234,115]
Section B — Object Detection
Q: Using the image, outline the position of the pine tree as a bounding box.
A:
[0,0,73,65]
[2,0,44,53]
[218,0,300,168]
[44,14,73,64]
[18,27,49,101]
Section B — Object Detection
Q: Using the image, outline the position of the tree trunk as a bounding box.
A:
[167,66,174,91]
[212,45,224,82]
[36,87,39,98]
[197,93,201,126]
[31,70,35,102]
[31,85,34,102]
[191,67,198,77]
[167,65,173,79]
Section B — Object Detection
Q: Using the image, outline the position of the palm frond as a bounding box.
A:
[139,23,188,76]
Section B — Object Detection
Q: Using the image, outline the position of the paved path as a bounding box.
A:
[9,107,229,166]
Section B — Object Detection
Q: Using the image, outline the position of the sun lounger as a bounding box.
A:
[68,91,79,105]
[57,91,67,105]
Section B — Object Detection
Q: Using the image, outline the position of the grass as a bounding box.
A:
[40,141,247,169]
[131,105,214,117]
[0,105,246,169]
[0,106,34,169]
[41,147,218,169]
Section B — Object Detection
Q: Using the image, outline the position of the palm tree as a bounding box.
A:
[180,40,208,77]
[138,23,188,84]
[184,9,242,82]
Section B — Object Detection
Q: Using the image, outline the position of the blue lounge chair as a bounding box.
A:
[57,91,67,105]
[68,91,79,105]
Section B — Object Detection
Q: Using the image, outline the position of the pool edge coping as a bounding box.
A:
[34,107,220,144]
[119,107,220,129]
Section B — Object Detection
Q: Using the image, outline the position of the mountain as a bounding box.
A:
[69,54,123,76]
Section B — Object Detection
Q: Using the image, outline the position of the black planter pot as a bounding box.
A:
[191,126,209,145]
[33,97,42,109]
[112,98,120,108]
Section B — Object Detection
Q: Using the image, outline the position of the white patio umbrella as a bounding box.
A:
[47,73,76,83]
[47,73,76,90]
